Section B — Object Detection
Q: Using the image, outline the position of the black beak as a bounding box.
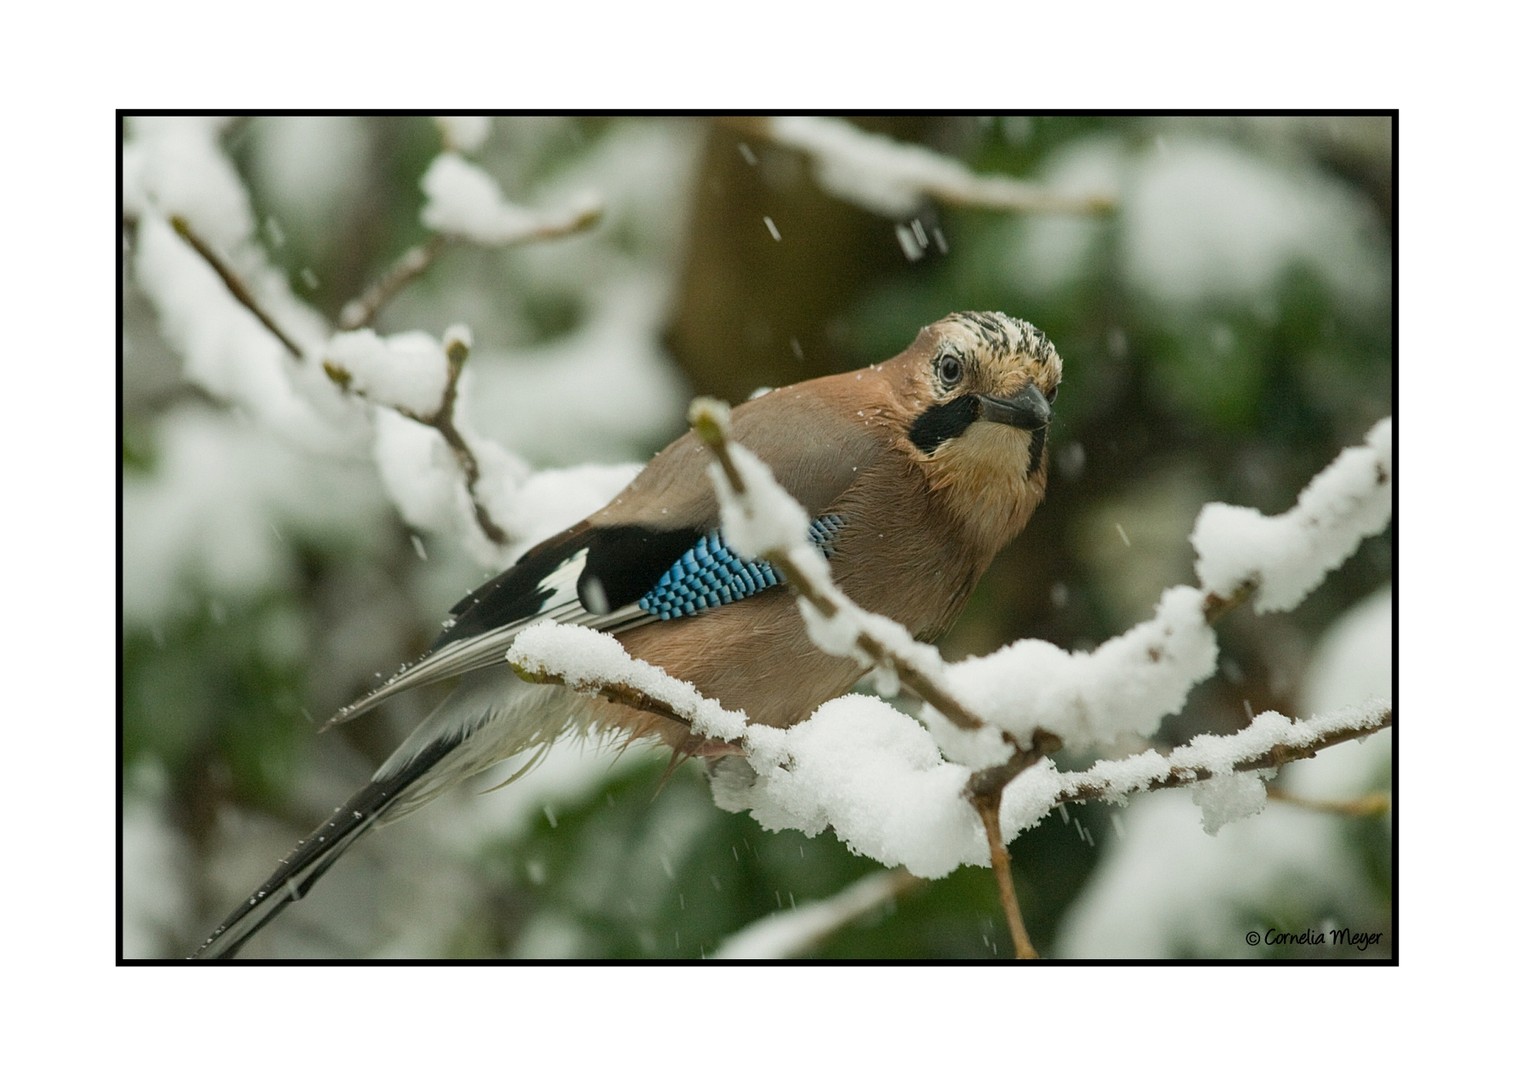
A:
[978,384,1051,431]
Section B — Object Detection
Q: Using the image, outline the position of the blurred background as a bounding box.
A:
[121,115,1392,960]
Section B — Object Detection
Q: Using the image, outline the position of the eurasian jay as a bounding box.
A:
[191,310,1063,959]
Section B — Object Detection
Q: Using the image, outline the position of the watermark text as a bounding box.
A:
[1244,927,1384,951]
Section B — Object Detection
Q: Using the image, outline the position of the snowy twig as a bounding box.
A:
[968,701,1392,952]
[690,399,1002,740]
[328,329,508,546]
[935,420,1390,777]
[420,152,603,247]
[169,215,307,360]
[414,333,506,544]
[1202,578,1259,623]
[507,621,748,744]
[515,665,705,733]
[723,116,1115,217]
[338,201,600,331]
[142,124,616,562]
[1046,702,1392,812]
[691,413,1391,960]
[1193,418,1392,613]
[958,573,1262,876]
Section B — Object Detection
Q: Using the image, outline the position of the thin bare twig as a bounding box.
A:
[1267,787,1391,816]
[339,234,450,331]
[971,791,1039,959]
[339,203,601,331]
[169,215,306,359]
[398,334,508,546]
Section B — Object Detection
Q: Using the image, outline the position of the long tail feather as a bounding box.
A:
[190,672,580,960]
[188,729,465,960]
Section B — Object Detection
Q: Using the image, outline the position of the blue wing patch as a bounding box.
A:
[637,514,844,620]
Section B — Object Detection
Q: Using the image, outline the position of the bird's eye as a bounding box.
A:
[938,354,964,387]
[1046,383,1059,403]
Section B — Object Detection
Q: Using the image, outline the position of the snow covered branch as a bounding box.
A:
[1019,700,1392,834]
[1193,417,1392,613]
[724,116,1115,218]
[508,621,748,745]
[322,326,507,545]
[932,420,1393,770]
[689,398,1002,740]
[696,415,1394,885]
[125,117,615,563]
[339,157,600,331]
[494,394,1392,961]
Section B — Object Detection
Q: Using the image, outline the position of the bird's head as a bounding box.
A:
[890,311,1064,551]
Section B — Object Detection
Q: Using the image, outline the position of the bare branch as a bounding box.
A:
[971,791,1038,959]
[338,234,450,331]
[399,333,508,546]
[1266,787,1391,817]
[169,215,307,360]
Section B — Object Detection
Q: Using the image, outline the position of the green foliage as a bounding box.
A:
[122,594,312,807]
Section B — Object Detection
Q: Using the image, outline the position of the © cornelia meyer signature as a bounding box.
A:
[1246,927,1386,951]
